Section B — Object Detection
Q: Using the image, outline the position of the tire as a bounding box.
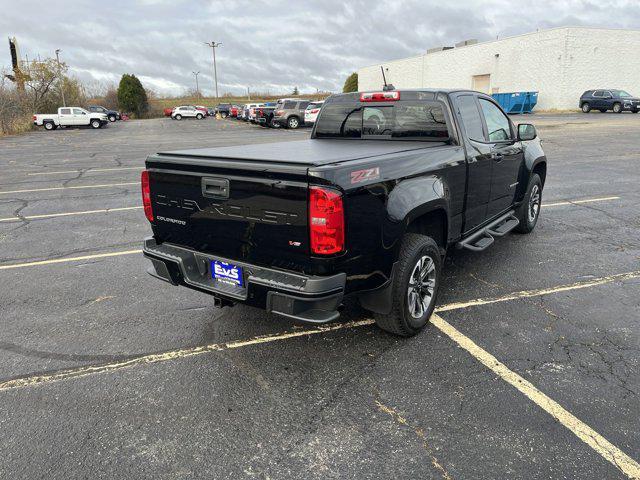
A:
[196,113,203,120]
[632,109,639,114]
[221,112,228,118]
[287,116,300,129]
[581,103,591,113]
[91,119,101,129]
[514,173,542,234]
[44,121,54,131]
[373,234,441,337]
[613,103,622,113]
[175,114,182,120]
[108,114,117,122]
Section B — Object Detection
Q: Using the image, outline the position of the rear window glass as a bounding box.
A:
[314,101,449,141]
[283,101,296,109]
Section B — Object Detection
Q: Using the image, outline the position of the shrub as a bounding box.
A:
[117,74,148,117]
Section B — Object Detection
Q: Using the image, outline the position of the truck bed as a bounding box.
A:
[153,139,445,167]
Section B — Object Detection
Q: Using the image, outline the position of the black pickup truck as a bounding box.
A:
[141,89,547,336]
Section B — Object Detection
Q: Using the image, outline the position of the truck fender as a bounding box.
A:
[386,175,449,230]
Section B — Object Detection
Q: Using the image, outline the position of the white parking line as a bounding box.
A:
[0,182,139,195]
[0,250,142,270]
[27,166,142,176]
[544,196,620,207]
[430,314,640,479]
[0,206,143,223]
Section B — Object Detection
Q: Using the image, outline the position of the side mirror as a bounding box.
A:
[518,123,537,141]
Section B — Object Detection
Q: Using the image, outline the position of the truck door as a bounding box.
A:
[452,94,492,233]
[59,107,73,125]
[72,108,88,125]
[477,98,524,217]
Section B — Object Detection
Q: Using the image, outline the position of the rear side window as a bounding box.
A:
[314,101,449,141]
[299,101,310,109]
[479,99,511,142]
[60,108,71,115]
[283,101,296,109]
[457,96,484,141]
[593,90,604,97]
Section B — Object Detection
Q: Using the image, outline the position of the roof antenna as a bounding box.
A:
[381,66,395,91]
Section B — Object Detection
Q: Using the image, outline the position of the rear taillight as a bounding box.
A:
[360,91,400,102]
[310,109,320,114]
[32,115,37,120]
[141,170,153,222]
[309,186,344,255]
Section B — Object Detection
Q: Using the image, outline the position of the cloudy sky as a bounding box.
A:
[1,0,639,96]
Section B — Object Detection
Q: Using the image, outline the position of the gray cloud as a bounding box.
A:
[1,0,639,95]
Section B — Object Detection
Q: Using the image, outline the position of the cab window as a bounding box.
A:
[60,108,71,115]
[73,108,85,115]
[479,99,511,142]
[457,95,484,141]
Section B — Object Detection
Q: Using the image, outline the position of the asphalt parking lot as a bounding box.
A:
[1,113,639,479]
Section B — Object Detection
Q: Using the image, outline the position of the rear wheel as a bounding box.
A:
[515,173,542,233]
[108,114,117,122]
[196,113,203,120]
[632,109,639,114]
[174,114,182,120]
[91,119,101,129]
[44,121,54,131]
[581,103,591,113]
[373,234,441,337]
[613,102,622,113]
[287,116,300,129]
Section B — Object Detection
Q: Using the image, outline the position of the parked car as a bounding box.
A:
[164,108,174,117]
[171,105,205,120]
[241,103,263,121]
[304,100,324,125]
[248,104,266,123]
[255,106,276,127]
[141,88,546,336]
[272,99,311,129]
[215,103,232,118]
[195,105,209,116]
[88,105,120,122]
[579,89,640,113]
[33,107,108,130]
[230,106,240,117]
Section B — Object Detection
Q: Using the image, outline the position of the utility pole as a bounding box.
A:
[192,71,200,96]
[204,41,222,98]
[247,86,250,101]
[55,49,66,107]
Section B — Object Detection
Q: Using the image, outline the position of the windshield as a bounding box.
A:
[314,101,450,141]
[613,90,633,97]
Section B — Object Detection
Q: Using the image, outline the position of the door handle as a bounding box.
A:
[201,177,229,198]
[491,153,504,162]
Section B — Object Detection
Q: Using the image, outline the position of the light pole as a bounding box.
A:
[54,49,66,107]
[192,71,200,96]
[204,41,222,98]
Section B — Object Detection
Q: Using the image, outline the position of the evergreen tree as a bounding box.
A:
[117,74,148,117]
[342,72,358,93]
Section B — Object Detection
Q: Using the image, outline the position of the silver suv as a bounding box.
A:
[272,99,311,129]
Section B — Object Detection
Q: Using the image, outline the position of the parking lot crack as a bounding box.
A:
[374,397,454,480]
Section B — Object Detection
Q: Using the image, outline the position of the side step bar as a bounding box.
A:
[456,211,519,252]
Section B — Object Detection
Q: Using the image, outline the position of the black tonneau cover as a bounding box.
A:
[155,139,443,167]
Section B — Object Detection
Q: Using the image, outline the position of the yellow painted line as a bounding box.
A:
[545,196,620,207]
[0,182,138,195]
[0,250,142,271]
[0,206,142,223]
[0,319,375,392]
[430,313,640,479]
[27,166,141,176]
[435,270,640,312]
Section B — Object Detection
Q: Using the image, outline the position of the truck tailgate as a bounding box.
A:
[146,154,310,271]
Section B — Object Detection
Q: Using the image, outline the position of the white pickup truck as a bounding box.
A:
[33,107,109,131]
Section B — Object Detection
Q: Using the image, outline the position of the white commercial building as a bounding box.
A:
[358,27,640,111]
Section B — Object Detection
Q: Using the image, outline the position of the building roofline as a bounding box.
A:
[359,25,640,69]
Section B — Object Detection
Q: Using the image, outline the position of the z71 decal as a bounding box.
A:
[350,167,380,184]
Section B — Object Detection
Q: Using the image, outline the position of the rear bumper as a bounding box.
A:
[143,237,345,323]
